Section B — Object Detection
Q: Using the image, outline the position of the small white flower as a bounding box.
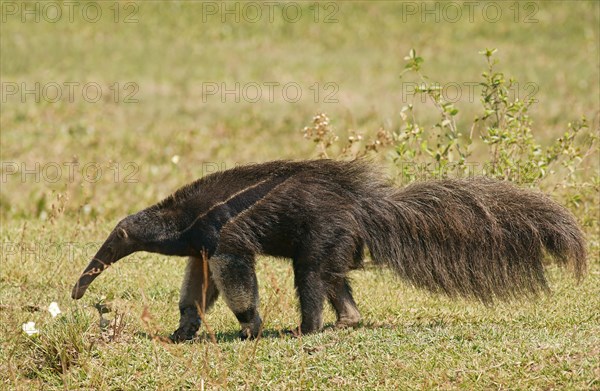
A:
[22,321,39,336]
[48,302,61,318]
[171,155,180,164]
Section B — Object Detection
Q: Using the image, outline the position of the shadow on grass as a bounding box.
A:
[133,328,292,344]
[134,320,402,344]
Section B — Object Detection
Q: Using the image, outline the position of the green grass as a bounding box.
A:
[1,1,599,389]
[1,219,599,389]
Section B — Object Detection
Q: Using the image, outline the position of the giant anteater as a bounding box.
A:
[71,160,587,341]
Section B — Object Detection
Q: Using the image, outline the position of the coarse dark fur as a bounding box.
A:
[71,160,587,341]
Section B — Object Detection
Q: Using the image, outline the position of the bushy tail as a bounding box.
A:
[361,178,587,303]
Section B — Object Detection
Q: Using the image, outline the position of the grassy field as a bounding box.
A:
[1,1,599,389]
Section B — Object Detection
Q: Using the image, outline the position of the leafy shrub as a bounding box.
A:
[302,49,598,252]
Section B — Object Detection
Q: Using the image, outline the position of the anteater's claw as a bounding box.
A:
[169,326,197,343]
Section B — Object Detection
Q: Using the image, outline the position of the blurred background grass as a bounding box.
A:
[1,1,599,389]
[1,1,598,219]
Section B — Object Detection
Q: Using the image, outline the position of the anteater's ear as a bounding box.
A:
[117,227,128,240]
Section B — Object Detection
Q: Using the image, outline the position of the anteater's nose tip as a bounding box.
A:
[71,283,87,300]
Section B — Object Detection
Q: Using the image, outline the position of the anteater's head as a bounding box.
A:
[71,210,169,300]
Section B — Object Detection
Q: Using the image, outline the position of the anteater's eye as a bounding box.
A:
[117,228,128,240]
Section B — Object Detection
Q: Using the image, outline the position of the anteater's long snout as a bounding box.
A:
[71,257,109,299]
[71,232,128,299]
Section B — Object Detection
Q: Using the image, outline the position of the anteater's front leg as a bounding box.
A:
[171,256,219,342]
[209,253,262,340]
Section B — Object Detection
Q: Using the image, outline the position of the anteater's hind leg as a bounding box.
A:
[209,253,262,340]
[292,262,326,335]
[293,237,363,334]
[171,256,219,342]
[327,277,361,329]
[327,242,363,328]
